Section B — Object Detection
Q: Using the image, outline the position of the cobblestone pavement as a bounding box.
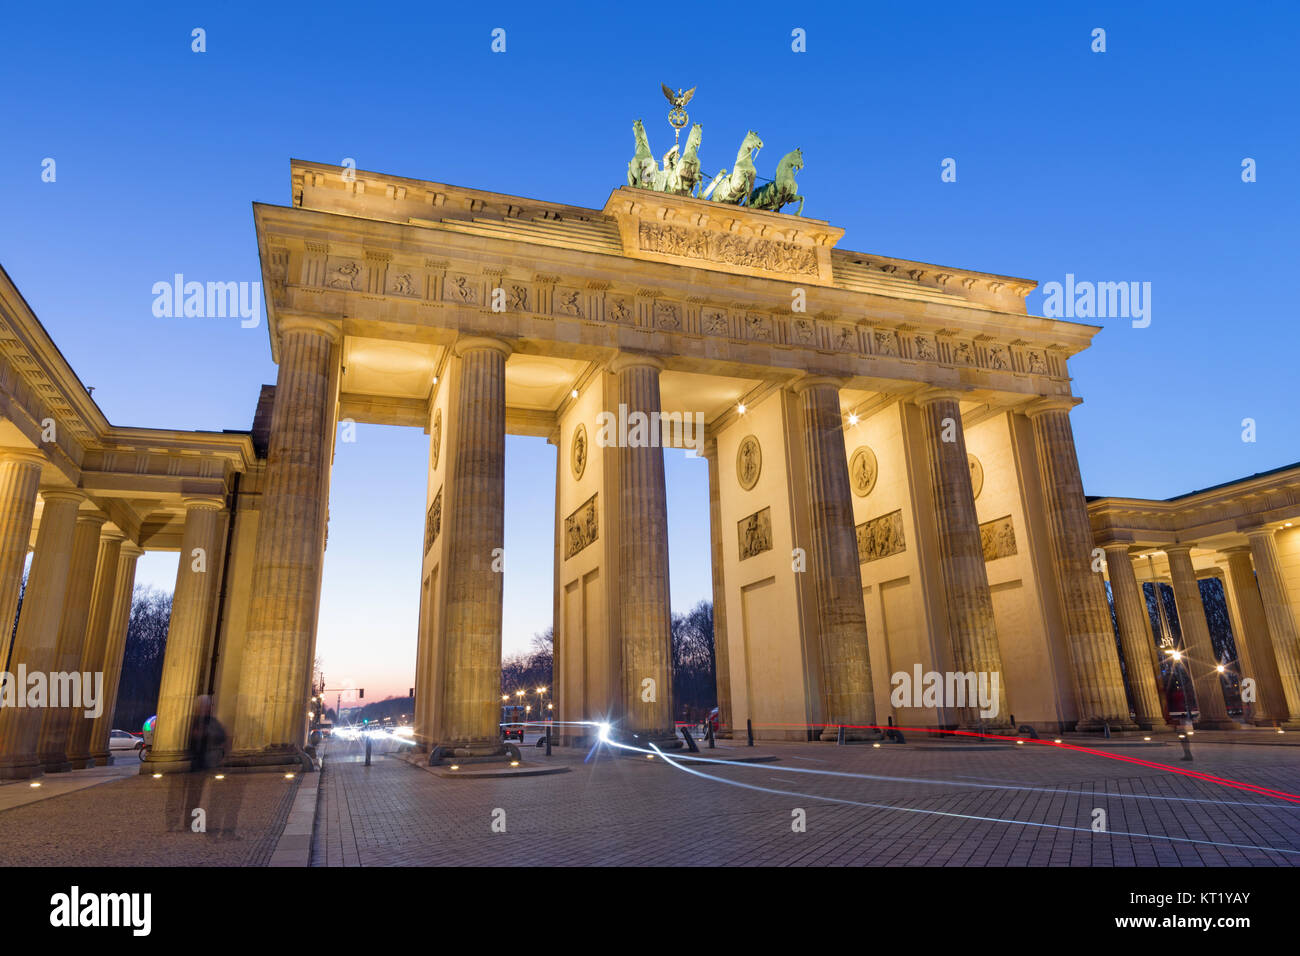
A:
[311,736,1300,866]
[0,766,301,866]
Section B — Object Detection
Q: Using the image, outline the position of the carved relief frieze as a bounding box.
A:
[425,487,443,553]
[738,506,773,561]
[564,492,599,559]
[326,260,362,291]
[655,301,681,330]
[856,510,906,563]
[702,309,729,336]
[637,221,818,277]
[444,274,478,304]
[979,515,1017,561]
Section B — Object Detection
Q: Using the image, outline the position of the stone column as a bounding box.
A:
[142,497,225,774]
[793,377,876,740]
[36,510,104,772]
[1025,399,1135,730]
[1244,527,1300,726]
[704,438,734,737]
[1165,545,1235,728]
[65,528,124,768]
[436,337,511,755]
[89,543,143,764]
[0,450,44,671]
[1220,547,1285,724]
[232,315,339,764]
[610,353,676,745]
[1103,545,1172,730]
[916,390,1009,728]
[0,489,83,779]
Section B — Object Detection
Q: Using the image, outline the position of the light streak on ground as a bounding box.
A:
[606,735,1300,859]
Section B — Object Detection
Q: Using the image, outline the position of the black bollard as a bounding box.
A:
[680,727,700,753]
[747,719,754,747]
[705,723,715,749]
[545,728,552,756]
[1180,734,1193,761]
[1103,721,1111,739]
[364,735,372,767]
[836,725,845,746]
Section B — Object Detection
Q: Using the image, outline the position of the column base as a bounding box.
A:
[140,750,193,775]
[0,756,44,780]
[223,746,315,773]
[88,750,111,766]
[38,754,72,774]
[819,727,883,742]
[1191,719,1243,731]
[1074,718,1141,733]
[65,754,93,770]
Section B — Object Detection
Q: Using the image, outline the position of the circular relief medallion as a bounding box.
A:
[736,435,762,491]
[571,423,588,480]
[431,409,443,470]
[968,453,984,500]
[848,446,878,497]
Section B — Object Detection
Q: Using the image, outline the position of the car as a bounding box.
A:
[108,729,140,752]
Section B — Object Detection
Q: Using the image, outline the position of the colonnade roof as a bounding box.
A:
[0,265,259,550]
[1088,461,1300,558]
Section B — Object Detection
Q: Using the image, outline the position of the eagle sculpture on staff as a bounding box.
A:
[661,83,696,110]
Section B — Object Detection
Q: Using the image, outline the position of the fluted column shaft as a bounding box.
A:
[918,393,1009,727]
[613,356,675,743]
[796,379,875,740]
[64,528,124,768]
[0,489,83,779]
[705,440,734,736]
[0,451,43,672]
[1103,545,1171,729]
[1026,402,1134,729]
[1245,528,1300,724]
[1166,546,1234,727]
[233,317,338,759]
[37,512,106,771]
[1221,548,1283,723]
[437,339,511,754]
[143,498,225,773]
[89,544,143,764]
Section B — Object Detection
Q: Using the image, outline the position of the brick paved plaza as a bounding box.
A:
[2,734,1298,867]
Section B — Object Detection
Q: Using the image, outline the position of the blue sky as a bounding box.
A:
[2,2,1297,700]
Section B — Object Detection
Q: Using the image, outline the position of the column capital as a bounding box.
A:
[912,386,966,408]
[1024,395,1082,419]
[121,543,146,559]
[38,488,85,506]
[0,448,47,468]
[279,313,342,344]
[99,527,127,543]
[74,511,108,530]
[607,351,663,374]
[1219,544,1253,557]
[181,495,226,512]
[453,335,513,360]
[790,374,846,395]
[1099,541,1139,556]
[1242,523,1284,540]
[1164,542,1197,556]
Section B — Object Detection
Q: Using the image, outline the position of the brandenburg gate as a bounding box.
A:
[3,113,1297,778]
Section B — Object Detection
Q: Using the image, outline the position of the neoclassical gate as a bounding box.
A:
[0,151,1154,779]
